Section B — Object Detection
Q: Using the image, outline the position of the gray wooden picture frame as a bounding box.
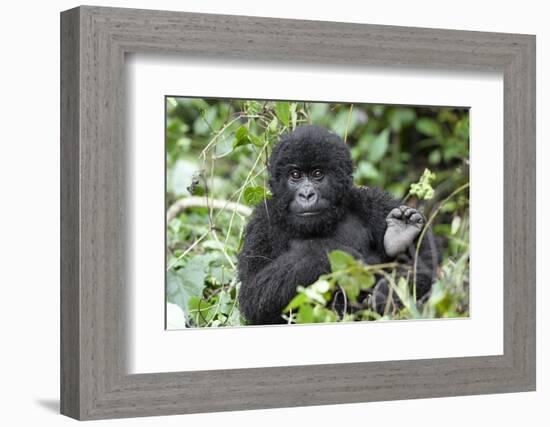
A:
[60,5,536,421]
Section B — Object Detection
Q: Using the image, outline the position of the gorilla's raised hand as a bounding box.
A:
[383,205,425,257]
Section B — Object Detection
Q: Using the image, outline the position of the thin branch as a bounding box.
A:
[211,229,236,270]
[167,196,252,223]
[224,137,271,245]
[166,231,209,270]
[412,182,470,298]
[199,116,242,159]
[343,104,354,143]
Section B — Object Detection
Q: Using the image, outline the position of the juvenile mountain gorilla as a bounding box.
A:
[238,125,439,325]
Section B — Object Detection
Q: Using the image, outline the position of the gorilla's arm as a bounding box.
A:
[371,228,440,313]
[352,187,440,311]
[237,211,330,325]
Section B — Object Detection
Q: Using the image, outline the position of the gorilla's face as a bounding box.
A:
[268,125,354,236]
[277,163,346,236]
[286,166,331,217]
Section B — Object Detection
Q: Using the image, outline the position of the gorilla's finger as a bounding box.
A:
[410,212,425,225]
[387,207,403,219]
[403,207,417,218]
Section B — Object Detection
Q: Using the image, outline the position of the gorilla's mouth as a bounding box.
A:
[295,211,322,217]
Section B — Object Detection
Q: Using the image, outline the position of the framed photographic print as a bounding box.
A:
[164,97,470,329]
[61,5,536,420]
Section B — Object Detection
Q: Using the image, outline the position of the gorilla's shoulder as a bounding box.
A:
[246,199,277,234]
[349,186,400,214]
[249,199,273,222]
[349,185,399,204]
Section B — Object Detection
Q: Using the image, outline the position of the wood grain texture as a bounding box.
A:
[60,7,80,419]
[60,5,536,420]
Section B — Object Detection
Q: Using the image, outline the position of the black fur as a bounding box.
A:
[237,125,439,325]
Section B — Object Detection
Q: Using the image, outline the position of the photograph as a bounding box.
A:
[165,98,470,328]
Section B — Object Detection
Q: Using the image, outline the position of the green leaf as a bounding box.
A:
[296,304,314,324]
[214,135,234,157]
[387,108,416,131]
[166,260,207,316]
[394,277,413,311]
[290,103,298,129]
[427,282,453,316]
[440,200,457,213]
[454,116,470,140]
[166,270,180,296]
[332,109,358,138]
[354,161,381,183]
[210,264,235,285]
[193,106,217,135]
[167,97,178,108]
[386,182,407,199]
[267,117,279,133]
[201,240,225,251]
[311,279,330,294]
[244,100,262,115]
[309,103,329,123]
[303,286,328,305]
[451,216,462,235]
[243,186,271,206]
[250,133,265,148]
[312,306,338,323]
[428,149,442,165]
[217,290,234,315]
[275,102,290,127]
[284,292,309,312]
[328,250,356,272]
[181,259,208,291]
[187,296,217,326]
[443,144,466,162]
[367,128,390,163]
[352,270,376,290]
[233,125,251,149]
[359,309,382,321]
[338,275,361,301]
[416,118,442,139]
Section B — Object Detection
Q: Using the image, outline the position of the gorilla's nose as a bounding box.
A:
[298,187,318,206]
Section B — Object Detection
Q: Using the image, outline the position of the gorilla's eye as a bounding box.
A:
[311,169,324,180]
[290,170,302,180]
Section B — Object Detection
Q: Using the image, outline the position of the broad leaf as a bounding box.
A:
[416,118,442,139]
[367,128,390,163]
[243,186,271,206]
[233,125,251,149]
[275,102,290,127]
[328,250,356,272]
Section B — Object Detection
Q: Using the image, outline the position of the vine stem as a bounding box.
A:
[412,182,470,300]
[223,137,271,245]
[166,231,209,270]
[199,116,242,159]
[343,104,354,143]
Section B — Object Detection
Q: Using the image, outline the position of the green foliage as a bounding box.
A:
[243,185,272,206]
[409,168,436,200]
[284,250,392,323]
[166,97,470,328]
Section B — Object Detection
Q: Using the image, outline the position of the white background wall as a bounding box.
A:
[0,0,546,425]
